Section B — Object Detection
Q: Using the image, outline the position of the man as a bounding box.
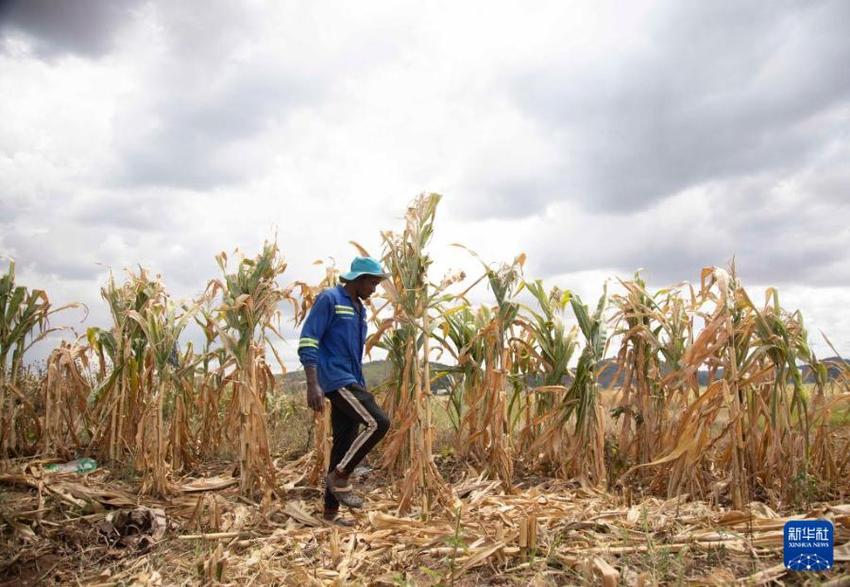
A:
[298,256,391,524]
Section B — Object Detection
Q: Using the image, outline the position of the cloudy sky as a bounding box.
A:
[1,0,849,368]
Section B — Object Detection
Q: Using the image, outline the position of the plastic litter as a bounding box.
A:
[44,457,97,474]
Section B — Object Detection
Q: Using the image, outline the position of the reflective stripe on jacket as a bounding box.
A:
[298,285,367,393]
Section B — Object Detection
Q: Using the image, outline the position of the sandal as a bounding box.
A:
[326,470,364,509]
[323,509,356,527]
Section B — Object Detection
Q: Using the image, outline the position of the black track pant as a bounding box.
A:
[324,384,390,510]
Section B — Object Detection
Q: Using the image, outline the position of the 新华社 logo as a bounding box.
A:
[783,520,834,571]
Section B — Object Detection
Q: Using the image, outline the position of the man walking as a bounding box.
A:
[298,256,390,524]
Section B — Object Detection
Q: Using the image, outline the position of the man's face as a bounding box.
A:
[356,275,383,300]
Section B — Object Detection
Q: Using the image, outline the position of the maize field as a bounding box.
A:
[1,193,849,585]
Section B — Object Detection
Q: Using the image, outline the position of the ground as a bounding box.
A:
[1,451,849,586]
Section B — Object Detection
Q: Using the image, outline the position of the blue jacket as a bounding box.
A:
[298,285,367,394]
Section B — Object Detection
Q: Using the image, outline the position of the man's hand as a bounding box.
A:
[305,366,324,412]
[307,382,324,412]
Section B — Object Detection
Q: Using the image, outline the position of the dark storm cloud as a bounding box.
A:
[712,179,850,287]
[115,67,314,189]
[495,0,850,289]
[105,1,330,190]
[618,233,847,288]
[0,0,142,57]
[509,0,850,214]
[530,171,850,288]
[534,230,850,291]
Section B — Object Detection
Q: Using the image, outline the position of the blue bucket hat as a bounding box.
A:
[340,256,389,282]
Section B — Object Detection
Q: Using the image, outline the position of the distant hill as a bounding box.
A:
[281,357,848,394]
[280,359,454,393]
[802,356,849,383]
[595,356,849,388]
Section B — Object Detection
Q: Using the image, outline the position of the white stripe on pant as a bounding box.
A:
[336,387,378,472]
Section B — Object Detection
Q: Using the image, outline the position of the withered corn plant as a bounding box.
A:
[447,253,525,489]
[194,312,228,460]
[743,287,833,504]
[377,193,454,514]
[609,275,694,476]
[534,287,609,487]
[434,304,486,453]
[623,268,753,504]
[165,342,200,473]
[126,295,198,494]
[208,241,297,498]
[0,260,78,457]
[42,340,93,457]
[514,281,577,468]
[88,269,162,464]
[86,268,198,495]
[814,335,850,484]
